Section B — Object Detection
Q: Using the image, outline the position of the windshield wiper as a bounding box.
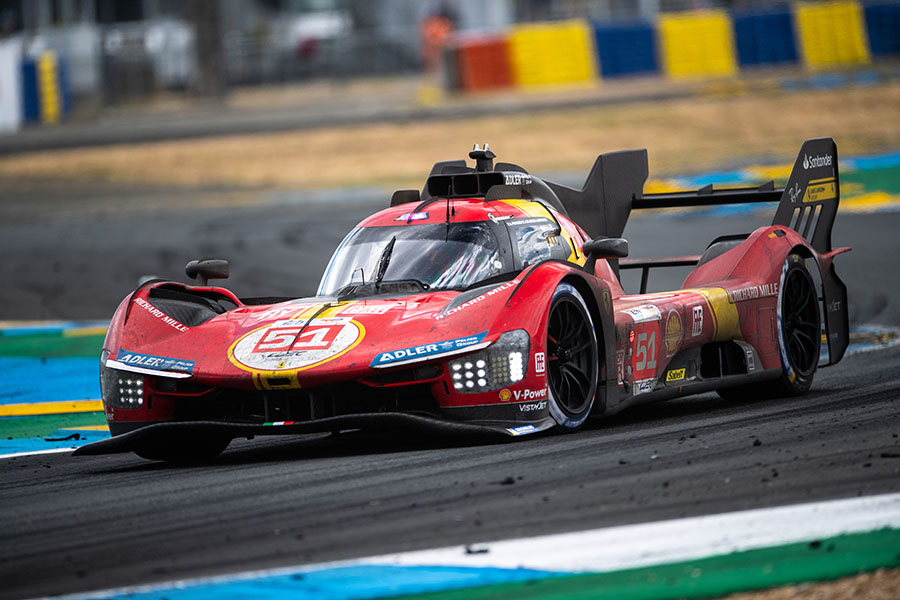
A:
[336,279,426,302]
[374,236,396,289]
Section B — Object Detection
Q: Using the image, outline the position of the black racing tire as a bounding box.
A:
[134,434,231,463]
[718,253,820,401]
[772,253,821,395]
[546,282,599,431]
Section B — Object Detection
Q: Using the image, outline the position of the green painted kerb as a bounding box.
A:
[0,333,105,358]
[0,413,106,439]
[391,528,900,600]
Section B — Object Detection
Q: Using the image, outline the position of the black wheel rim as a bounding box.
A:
[547,295,595,416]
[782,267,819,377]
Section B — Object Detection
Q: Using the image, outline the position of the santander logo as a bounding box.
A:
[803,153,832,170]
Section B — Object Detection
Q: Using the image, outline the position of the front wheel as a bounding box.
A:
[546,283,599,430]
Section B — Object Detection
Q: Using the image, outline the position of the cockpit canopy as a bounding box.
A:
[316,214,570,298]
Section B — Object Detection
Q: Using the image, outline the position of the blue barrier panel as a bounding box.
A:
[58,56,72,114]
[733,9,798,66]
[593,21,658,77]
[865,2,900,56]
[20,59,39,123]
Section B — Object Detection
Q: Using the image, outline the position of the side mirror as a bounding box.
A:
[185,259,229,286]
[583,237,629,259]
[582,237,628,277]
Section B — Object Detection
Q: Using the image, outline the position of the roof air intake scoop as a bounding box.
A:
[470,143,495,172]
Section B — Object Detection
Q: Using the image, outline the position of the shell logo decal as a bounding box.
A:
[665,309,683,357]
[229,317,364,373]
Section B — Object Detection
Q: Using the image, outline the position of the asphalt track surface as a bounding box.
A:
[0,190,899,599]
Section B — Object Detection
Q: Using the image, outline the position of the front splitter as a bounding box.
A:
[72,412,535,456]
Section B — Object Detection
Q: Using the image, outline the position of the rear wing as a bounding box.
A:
[771,137,840,254]
[637,139,841,254]
[553,138,841,254]
[566,137,846,366]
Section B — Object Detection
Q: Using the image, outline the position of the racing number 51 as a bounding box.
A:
[254,324,339,353]
[635,331,657,371]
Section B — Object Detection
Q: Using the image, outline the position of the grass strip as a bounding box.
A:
[0,333,104,357]
[0,412,107,439]
[843,163,900,196]
[390,529,900,600]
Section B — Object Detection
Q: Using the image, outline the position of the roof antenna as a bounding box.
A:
[470,143,495,172]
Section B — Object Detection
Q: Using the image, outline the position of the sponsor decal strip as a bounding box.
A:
[132,297,189,332]
[665,368,685,382]
[682,288,741,341]
[114,350,195,374]
[437,280,518,319]
[371,332,489,368]
[52,493,900,600]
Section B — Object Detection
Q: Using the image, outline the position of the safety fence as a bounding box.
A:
[446,1,900,92]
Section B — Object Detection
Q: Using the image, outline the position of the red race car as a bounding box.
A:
[77,138,849,461]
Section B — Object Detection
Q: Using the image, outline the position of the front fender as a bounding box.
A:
[504,260,617,414]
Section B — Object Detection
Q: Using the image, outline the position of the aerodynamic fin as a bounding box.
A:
[772,138,848,366]
[772,137,840,254]
[545,149,649,238]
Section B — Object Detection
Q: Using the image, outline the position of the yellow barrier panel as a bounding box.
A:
[508,20,597,88]
[37,50,61,124]
[659,10,738,79]
[794,1,870,69]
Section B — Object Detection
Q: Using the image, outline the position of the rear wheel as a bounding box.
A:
[773,253,821,395]
[134,434,231,463]
[546,283,599,430]
[718,253,820,401]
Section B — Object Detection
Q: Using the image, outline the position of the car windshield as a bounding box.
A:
[317,222,505,296]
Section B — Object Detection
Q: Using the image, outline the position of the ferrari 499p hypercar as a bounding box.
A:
[76,138,849,461]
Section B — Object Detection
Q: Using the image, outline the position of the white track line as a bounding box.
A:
[0,447,75,460]
[54,492,900,600]
[361,492,900,572]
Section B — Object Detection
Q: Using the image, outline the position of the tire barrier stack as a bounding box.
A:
[447,1,899,92]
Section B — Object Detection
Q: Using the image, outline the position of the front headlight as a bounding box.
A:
[449,329,530,393]
[100,360,145,409]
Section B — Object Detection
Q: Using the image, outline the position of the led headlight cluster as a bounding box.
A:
[449,330,529,393]
[100,361,145,409]
[117,376,144,407]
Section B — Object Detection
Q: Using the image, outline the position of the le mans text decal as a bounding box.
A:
[229,317,364,372]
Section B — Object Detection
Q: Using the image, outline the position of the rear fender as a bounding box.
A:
[784,242,850,366]
[682,227,850,367]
